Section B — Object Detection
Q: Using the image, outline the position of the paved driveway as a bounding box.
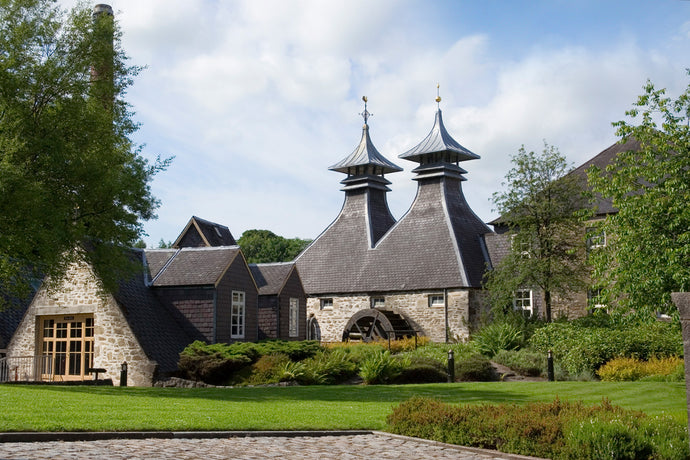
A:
[0,432,542,460]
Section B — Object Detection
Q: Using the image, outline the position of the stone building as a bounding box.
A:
[1,217,306,386]
[484,137,640,319]
[295,98,493,343]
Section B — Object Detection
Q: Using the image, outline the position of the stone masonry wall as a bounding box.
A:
[306,289,473,343]
[7,261,156,386]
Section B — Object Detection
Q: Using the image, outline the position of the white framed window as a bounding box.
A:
[510,234,531,258]
[320,298,333,310]
[371,297,385,308]
[428,294,444,307]
[513,289,533,317]
[587,288,606,310]
[231,291,245,339]
[586,227,606,249]
[289,298,299,337]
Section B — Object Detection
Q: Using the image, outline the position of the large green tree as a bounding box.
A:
[588,73,690,319]
[485,143,591,322]
[238,229,311,264]
[0,0,169,304]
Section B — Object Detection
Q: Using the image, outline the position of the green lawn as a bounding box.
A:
[0,381,686,432]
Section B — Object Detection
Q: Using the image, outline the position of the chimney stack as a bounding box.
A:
[91,4,114,109]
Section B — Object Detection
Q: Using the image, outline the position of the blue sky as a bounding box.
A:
[61,0,690,246]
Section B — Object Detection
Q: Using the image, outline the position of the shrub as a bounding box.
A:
[493,349,545,377]
[359,351,407,384]
[529,320,683,377]
[392,356,448,384]
[472,322,524,357]
[178,341,254,384]
[402,342,478,365]
[454,354,496,382]
[252,340,322,361]
[386,397,690,460]
[597,356,684,382]
[246,353,291,385]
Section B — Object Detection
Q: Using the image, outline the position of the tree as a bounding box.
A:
[484,143,591,322]
[0,0,169,305]
[588,73,690,319]
[237,229,311,264]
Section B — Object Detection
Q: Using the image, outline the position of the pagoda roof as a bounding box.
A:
[329,124,403,175]
[399,109,479,164]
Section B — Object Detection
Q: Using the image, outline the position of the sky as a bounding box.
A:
[61,0,690,246]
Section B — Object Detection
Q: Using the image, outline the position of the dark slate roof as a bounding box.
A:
[329,124,403,175]
[568,137,641,217]
[249,262,295,295]
[399,109,479,164]
[145,249,177,280]
[297,106,492,294]
[0,303,30,350]
[147,246,241,287]
[489,137,641,227]
[114,250,194,373]
[173,216,236,248]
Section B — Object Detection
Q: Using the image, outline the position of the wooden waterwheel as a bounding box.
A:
[342,309,413,342]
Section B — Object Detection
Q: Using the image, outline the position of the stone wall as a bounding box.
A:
[7,261,156,386]
[306,289,475,343]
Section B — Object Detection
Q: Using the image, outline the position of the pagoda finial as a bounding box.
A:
[436,83,442,108]
[360,96,372,127]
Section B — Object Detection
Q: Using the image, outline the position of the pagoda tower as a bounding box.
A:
[296,97,402,295]
[369,91,492,290]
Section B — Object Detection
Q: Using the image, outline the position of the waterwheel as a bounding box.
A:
[342,309,413,342]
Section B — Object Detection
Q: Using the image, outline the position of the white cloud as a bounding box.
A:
[53,0,689,245]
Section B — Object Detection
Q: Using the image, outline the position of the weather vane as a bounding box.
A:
[436,83,442,108]
[360,96,372,126]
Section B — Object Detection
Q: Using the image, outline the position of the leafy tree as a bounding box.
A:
[238,229,311,263]
[157,239,173,249]
[0,0,169,305]
[588,73,690,319]
[485,143,591,322]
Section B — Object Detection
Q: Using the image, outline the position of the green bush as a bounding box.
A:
[493,349,545,377]
[178,341,255,384]
[454,354,496,382]
[386,397,690,460]
[401,342,478,365]
[359,351,407,384]
[393,356,448,384]
[252,340,322,361]
[246,353,291,385]
[529,320,683,377]
[472,321,524,357]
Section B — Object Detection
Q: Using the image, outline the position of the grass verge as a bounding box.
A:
[0,381,686,432]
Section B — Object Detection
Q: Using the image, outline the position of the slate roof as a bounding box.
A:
[489,137,641,227]
[568,137,641,217]
[296,105,492,294]
[146,246,241,287]
[114,250,194,373]
[329,124,403,175]
[249,262,295,296]
[173,216,236,248]
[399,109,480,164]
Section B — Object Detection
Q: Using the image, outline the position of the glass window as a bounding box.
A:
[371,297,385,308]
[586,227,606,249]
[231,291,245,339]
[320,298,333,310]
[513,290,533,317]
[39,315,94,381]
[428,294,444,307]
[289,298,299,338]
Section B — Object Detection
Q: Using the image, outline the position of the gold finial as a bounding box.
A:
[435,83,442,106]
[360,96,371,126]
